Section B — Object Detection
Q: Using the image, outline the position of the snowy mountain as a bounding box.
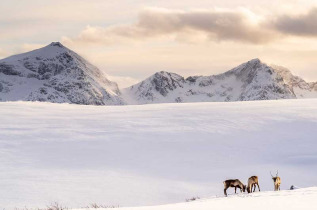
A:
[0,42,124,105]
[272,65,317,98]
[123,58,305,104]
[1,44,316,106]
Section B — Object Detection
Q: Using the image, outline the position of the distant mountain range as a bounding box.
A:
[1,42,316,105]
[123,59,317,104]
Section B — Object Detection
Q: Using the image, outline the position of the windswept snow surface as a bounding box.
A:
[0,99,317,209]
[74,187,317,210]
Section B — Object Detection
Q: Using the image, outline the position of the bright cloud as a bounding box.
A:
[63,8,279,45]
[63,7,317,46]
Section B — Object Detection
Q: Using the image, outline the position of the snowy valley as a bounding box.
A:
[0,43,316,210]
[2,0,317,209]
[0,99,316,209]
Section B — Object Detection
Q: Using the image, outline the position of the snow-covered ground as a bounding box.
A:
[0,99,316,209]
[75,187,317,210]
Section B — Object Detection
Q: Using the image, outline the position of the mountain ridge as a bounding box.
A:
[123,58,317,104]
[0,42,124,105]
[1,43,316,105]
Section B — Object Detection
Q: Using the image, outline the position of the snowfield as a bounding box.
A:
[74,187,317,210]
[0,99,316,209]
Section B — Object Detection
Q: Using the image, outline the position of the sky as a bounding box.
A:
[1,0,317,87]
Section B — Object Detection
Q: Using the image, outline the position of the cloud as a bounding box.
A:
[271,8,317,36]
[63,7,279,45]
[136,8,277,43]
[62,6,317,46]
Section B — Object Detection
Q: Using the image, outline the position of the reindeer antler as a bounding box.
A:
[276,170,279,177]
[270,171,274,178]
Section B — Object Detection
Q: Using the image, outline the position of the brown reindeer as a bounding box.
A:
[223,179,246,196]
[270,171,281,191]
[247,176,260,193]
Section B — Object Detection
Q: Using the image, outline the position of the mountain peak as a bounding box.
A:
[0,42,124,105]
[249,58,261,63]
[49,42,64,48]
[243,58,263,68]
[153,71,182,78]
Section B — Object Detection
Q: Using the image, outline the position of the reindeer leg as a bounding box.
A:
[235,187,237,194]
[257,183,260,192]
[224,189,227,196]
[224,186,228,196]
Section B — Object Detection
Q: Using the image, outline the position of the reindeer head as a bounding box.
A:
[270,171,281,190]
[270,171,279,181]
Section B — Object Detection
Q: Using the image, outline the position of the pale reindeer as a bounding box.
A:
[247,176,260,193]
[223,179,246,196]
[270,171,281,191]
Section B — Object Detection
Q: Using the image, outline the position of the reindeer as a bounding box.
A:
[270,171,281,191]
[247,176,260,193]
[223,179,246,196]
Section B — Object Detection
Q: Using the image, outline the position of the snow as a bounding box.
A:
[0,42,123,105]
[74,187,317,210]
[1,44,316,106]
[272,65,317,98]
[0,99,317,209]
[122,59,297,104]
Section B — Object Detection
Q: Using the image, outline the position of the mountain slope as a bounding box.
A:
[0,42,124,105]
[1,45,316,106]
[272,65,317,98]
[123,59,297,104]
